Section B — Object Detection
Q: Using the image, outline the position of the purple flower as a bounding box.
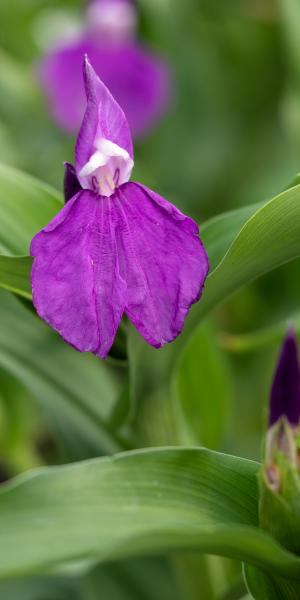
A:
[30,57,209,359]
[269,330,300,427]
[39,0,170,137]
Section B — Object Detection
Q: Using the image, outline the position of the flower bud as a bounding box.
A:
[259,331,300,554]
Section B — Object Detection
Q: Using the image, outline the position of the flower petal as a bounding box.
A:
[75,55,133,174]
[64,162,82,203]
[39,39,169,138]
[115,182,209,348]
[30,190,126,359]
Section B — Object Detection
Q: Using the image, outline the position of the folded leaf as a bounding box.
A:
[0,447,299,580]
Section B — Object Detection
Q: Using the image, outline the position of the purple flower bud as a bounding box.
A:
[269,330,300,428]
[260,330,300,553]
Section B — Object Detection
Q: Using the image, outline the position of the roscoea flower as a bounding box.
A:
[30,57,209,359]
[39,0,169,137]
[260,330,300,553]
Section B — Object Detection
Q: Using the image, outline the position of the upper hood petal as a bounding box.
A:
[75,55,133,175]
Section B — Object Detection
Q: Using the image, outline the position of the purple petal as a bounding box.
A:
[30,190,126,359]
[64,162,82,203]
[30,182,208,358]
[269,330,300,426]
[75,55,133,174]
[115,182,209,348]
[39,39,169,138]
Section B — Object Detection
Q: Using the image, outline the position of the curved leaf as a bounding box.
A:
[0,447,300,580]
[184,183,300,338]
[200,203,260,272]
[0,162,60,295]
[0,163,60,296]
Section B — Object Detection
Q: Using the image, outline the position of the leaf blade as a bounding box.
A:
[0,447,299,580]
[0,162,62,256]
[0,255,32,298]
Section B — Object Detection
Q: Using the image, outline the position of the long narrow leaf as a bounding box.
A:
[0,448,299,580]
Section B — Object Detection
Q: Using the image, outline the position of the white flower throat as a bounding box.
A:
[78,138,134,197]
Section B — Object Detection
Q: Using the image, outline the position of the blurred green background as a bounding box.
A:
[1,0,300,598]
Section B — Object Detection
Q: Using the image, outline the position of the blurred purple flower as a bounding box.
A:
[269,330,300,427]
[39,0,170,137]
[30,57,209,359]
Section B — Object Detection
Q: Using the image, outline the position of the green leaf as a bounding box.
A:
[200,203,261,272]
[0,447,300,580]
[0,255,32,298]
[184,183,300,340]
[0,367,43,475]
[0,162,62,255]
[0,162,60,297]
[244,564,300,600]
[174,321,231,448]
[0,291,127,458]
